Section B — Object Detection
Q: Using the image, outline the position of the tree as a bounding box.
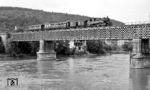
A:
[122,42,133,51]
[87,40,106,54]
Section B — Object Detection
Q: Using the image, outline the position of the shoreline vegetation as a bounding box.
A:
[0,40,132,58]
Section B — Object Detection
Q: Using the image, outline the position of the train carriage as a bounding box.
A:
[16,16,112,32]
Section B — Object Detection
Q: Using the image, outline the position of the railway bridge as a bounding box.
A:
[2,24,150,68]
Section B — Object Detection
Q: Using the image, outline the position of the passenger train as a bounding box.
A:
[15,17,112,32]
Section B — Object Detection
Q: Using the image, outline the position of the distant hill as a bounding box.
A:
[0,7,125,31]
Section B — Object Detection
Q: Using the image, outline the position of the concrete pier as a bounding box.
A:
[130,39,150,68]
[37,40,56,60]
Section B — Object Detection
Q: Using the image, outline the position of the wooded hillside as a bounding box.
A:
[0,7,125,31]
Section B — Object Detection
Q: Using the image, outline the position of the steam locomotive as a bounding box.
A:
[16,17,112,32]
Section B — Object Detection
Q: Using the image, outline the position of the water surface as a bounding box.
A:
[0,54,149,90]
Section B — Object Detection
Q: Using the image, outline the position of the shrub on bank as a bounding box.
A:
[54,41,71,55]
[122,42,132,51]
[6,41,38,57]
[87,40,108,54]
[0,42,5,53]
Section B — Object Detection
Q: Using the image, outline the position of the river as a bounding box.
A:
[0,54,150,90]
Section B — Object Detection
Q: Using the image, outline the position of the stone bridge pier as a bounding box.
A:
[0,33,10,53]
[130,39,150,68]
[37,40,56,60]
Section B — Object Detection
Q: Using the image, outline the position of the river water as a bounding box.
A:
[0,54,150,90]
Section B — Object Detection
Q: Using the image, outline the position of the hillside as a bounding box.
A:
[0,7,125,31]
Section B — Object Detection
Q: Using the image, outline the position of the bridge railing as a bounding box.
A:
[125,21,150,25]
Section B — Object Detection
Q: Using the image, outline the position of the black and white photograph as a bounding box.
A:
[0,0,150,90]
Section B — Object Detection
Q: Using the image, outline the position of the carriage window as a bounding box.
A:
[76,22,78,27]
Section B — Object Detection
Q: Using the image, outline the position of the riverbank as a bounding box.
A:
[0,54,36,61]
[109,50,129,54]
[0,50,129,60]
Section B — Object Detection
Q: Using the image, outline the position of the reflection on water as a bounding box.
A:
[0,54,150,90]
[37,60,54,74]
[130,69,150,90]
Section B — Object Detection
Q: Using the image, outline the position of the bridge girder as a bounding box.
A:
[10,27,150,41]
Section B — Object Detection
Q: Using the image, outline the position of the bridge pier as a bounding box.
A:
[0,33,10,53]
[130,39,150,68]
[37,40,56,60]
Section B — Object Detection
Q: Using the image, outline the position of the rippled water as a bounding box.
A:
[0,54,150,90]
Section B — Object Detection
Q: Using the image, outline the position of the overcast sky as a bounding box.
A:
[0,0,150,23]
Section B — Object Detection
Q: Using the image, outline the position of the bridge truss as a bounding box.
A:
[10,26,150,41]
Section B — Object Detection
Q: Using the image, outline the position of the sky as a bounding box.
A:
[0,0,150,23]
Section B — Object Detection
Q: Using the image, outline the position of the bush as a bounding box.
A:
[29,41,39,55]
[6,41,39,56]
[0,42,5,53]
[87,40,107,54]
[54,41,71,55]
[6,42,18,56]
[122,42,132,51]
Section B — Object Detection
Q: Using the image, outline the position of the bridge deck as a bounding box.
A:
[10,26,150,41]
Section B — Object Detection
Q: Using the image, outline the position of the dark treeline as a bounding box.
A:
[2,40,122,56]
[0,39,133,57]
[6,41,39,57]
